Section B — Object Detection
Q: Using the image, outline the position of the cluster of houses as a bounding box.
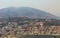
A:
[0,17,60,38]
[20,20,60,35]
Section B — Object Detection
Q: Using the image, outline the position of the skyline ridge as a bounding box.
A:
[0,7,59,19]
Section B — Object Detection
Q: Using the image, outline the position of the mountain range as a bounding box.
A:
[0,7,59,19]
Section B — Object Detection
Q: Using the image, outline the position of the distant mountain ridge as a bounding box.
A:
[0,7,59,19]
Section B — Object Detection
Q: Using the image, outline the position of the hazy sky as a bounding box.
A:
[0,0,60,17]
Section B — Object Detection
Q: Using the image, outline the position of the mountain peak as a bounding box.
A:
[0,7,58,19]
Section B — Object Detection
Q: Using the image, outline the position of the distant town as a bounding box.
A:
[0,16,60,38]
